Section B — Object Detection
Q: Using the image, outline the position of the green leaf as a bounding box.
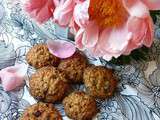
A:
[150,10,160,23]
[110,46,149,65]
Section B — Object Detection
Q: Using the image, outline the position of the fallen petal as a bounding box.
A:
[0,64,28,91]
[47,40,76,58]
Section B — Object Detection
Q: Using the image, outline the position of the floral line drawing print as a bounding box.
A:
[0,0,160,120]
[137,60,160,118]
[0,86,30,120]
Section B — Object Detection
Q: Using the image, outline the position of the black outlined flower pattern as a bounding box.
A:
[0,0,160,120]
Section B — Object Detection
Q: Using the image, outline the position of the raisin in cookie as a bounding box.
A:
[20,102,62,120]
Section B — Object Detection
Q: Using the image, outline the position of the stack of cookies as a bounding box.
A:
[20,43,117,120]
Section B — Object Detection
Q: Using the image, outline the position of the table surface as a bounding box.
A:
[0,0,160,120]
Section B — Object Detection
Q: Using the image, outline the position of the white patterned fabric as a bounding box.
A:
[0,0,160,120]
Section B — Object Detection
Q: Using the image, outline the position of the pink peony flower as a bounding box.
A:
[25,0,58,23]
[25,0,160,60]
[72,0,160,60]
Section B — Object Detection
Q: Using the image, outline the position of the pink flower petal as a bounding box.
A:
[73,0,89,27]
[25,0,56,23]
[75,21,99,53]
[89,28,111,57]
[47,40,76,58]
[53,0,75,26]
[103,52,122,61]
[124,17,147,54]
[124,15,154,54]
[143,16,154,47]
[100,26,132,60]
[69,17,80,35]
[82,21,99,48]
[123,0,149,18]
[100,26,132,53]
[0,64,28,91]
[53,0,60,6]
[1,74,21,91]
[75,28,85,49]
[128,17,147,43]
[141,0,160,10]
[81,24,132,61]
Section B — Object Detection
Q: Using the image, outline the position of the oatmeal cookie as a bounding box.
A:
[29,67,69,103]
[58,51,88,83]
[20,102,62,120]
[63,91,97,120]
[83,66,117,99]
[26,44,60,69]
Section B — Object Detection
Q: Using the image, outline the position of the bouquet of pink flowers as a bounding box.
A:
[25,0,160,61]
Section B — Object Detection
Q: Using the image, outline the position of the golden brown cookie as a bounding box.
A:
[29,67,69,103]
[26,44,60,69]
[63,91,97,120]
[83,66,117,99]
[20,102,62,120]
[58,51,88,83]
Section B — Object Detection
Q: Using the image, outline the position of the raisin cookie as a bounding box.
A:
[20,102,62,120]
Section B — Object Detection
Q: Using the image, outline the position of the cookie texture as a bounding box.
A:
[58,51,88,83]
[26,44,60,69]
[29,67,69,103]
[83,66,117,99]
[20,102,62,120]
[63,91,97,120]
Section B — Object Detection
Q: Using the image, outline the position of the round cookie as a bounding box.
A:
[63,91,97,120]
[20,102,62,120]
[29,67,69,103]
[83,66,117,99]
[58,51,88,83]
[26,44,60,69]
